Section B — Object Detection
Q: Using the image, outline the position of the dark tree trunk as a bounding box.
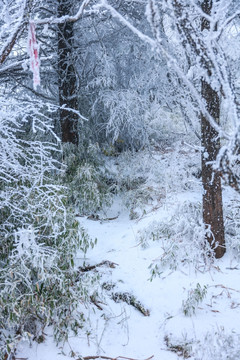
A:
[172,0,226,258]
[201,0,225,258]
[201,81,225,258]
[58,0,78,145]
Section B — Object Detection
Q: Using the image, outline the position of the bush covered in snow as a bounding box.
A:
[166,328,240,360]
[193,328,240,360]
[61,143,113,216]
[138,201,214,276]
[0,100,94,358]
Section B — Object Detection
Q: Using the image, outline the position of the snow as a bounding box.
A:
[16,188,240,359]
[2,0,240,358]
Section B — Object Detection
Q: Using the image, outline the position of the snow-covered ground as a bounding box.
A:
[16,200,240,360]
[16,146,240,360]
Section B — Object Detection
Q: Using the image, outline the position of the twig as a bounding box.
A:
[90,296,104,311]
[211,284,240,293]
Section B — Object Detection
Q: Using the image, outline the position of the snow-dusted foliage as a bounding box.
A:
[61,143,113,215]
[112,150,155,208]
[182,283,208,317]
[193,329,240,360]
[108,141,201,219]
[91,51,181,150]
[139,201,214,275]
[95,0,240,190]
[0,99,92,358]
[1,0,240,358]
[168,328,240,360]
[224,193,240,256]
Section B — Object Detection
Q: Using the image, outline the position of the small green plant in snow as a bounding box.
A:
[182,283,208,316]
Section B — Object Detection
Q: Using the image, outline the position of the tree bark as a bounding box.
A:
[58,0,79,145]
[201,81,225,258]
[201,0,225,258]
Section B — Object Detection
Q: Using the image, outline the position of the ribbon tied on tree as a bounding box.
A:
[28,21,40,90]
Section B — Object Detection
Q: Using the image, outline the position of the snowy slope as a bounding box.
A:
[16,196,240,360]
[16,147,240,360]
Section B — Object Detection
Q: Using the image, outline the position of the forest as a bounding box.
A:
[0,0,240,359]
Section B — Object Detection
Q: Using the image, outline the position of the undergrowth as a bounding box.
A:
[182,283,208,316]
[137,201,214,277]
[166,328,240,360]
[61,143,113,215]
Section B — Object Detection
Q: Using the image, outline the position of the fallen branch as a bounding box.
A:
[112,292,150,317]
[86,215,119,222]
[79,355,154,360]
[87,214,100,221]
[102,215,119,221]
[79,260,118,272]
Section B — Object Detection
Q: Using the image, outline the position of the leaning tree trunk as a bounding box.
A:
[201,0,225,258]
[58,0,78,145]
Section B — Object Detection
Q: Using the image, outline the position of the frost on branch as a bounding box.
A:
[0,99,92,358]
[28,22,40,90]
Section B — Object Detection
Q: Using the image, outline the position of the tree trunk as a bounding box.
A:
[201,0,225,258]
[58,0,78,145]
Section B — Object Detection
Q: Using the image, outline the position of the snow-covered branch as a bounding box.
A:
[94,0,230,140]
[34,0,92,25]
[94,0,156,48]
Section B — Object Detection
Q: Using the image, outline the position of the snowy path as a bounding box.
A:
[17,197,240,360]
[73,202,180,359]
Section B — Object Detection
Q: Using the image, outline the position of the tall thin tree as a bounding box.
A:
[200,0,225,258]
[58,0,79,145]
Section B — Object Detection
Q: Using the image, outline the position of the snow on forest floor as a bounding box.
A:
[16,145,240,360]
